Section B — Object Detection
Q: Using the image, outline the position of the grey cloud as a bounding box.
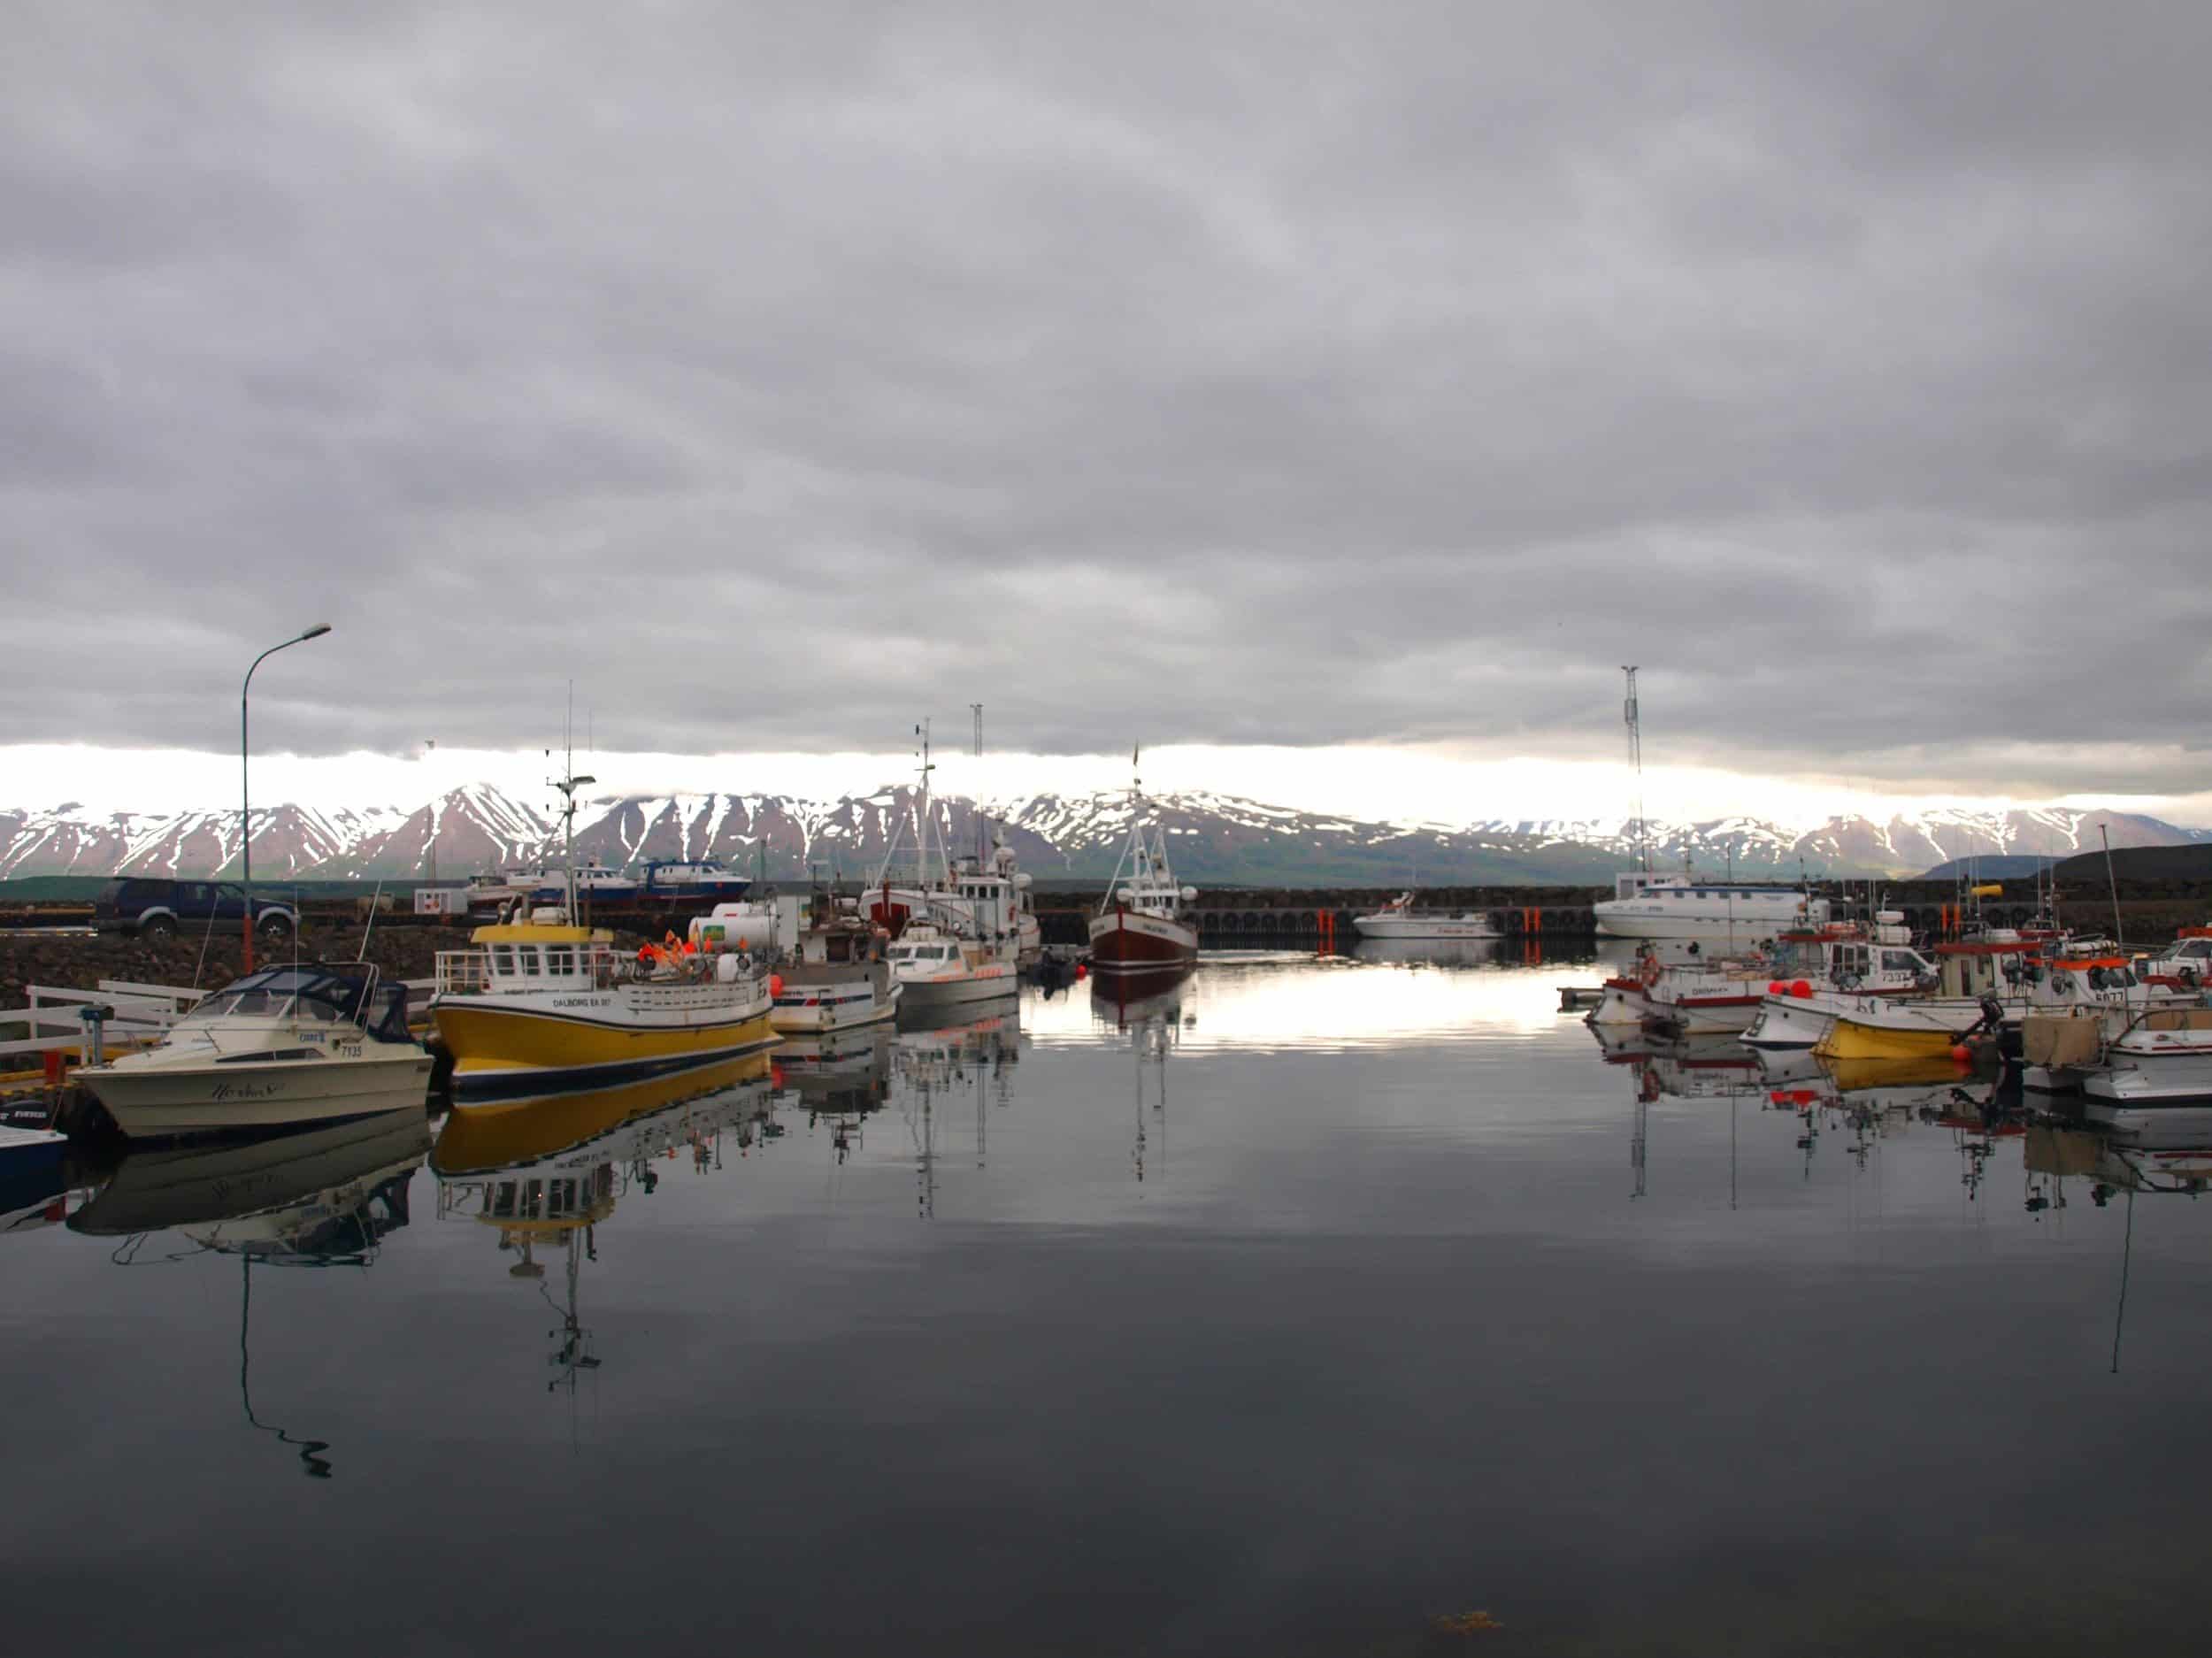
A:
[3,0,2209,797]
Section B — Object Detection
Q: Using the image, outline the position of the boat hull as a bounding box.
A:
[434,998,778,1104]
[2083,1049,2212,1109]
[1742,994,1837,1050]
[1816,1002,1988,1063]
[79,1049,434,1139]
[895,964,1020,1010]
[1087,909,1198,971]
[1586,979,1649,1027]
[1646,993,1763,1035]
[770,985,901,1033]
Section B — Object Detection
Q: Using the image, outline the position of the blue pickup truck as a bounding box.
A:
[92,878,300,943]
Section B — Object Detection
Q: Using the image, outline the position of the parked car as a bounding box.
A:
[92,878,300,943]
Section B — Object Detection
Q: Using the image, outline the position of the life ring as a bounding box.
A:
[1640,955,1662,989]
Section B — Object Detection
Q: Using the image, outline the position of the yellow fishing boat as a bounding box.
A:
[432,918,778,1105]
[431,764,779,1106]
[1812,938,2033,1063]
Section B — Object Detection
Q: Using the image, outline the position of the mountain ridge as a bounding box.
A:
[2,787,2203,886]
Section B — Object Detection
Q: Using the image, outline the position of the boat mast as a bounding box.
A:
[549,683,595,924]
[1623,665,1649,874]
[915,719,937,887]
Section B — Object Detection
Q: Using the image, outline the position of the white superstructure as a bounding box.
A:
[1594,871,1828,943]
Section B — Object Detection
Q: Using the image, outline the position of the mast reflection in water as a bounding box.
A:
[433,1052,775,1390]
[69,1109,432,1478]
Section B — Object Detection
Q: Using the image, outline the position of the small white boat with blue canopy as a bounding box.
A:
[79,963,432,1138]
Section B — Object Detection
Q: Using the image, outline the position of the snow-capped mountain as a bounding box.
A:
[0,802,409,879]
[0,787,2202,885]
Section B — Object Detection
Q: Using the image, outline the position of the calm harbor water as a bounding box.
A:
[8,949,2212,1656]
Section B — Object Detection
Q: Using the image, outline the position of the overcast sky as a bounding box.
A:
[5,1,2208,821]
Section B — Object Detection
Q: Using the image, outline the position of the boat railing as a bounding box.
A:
[435,950,492,995]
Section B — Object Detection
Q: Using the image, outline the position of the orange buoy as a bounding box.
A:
[768,973,784,998]
[1950,1044,1971,1063]
[1075,963,1087,979]
[1791,980,1814,998]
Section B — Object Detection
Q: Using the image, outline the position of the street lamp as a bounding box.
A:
[241,623,332,971]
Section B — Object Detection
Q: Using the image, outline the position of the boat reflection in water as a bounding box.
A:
[890,1009,1020,1216]
[2024,1125,2212,1372]
[68,1109,433,1478]
[431,1052,775,1389]
[1615,1032,1997,1199]
[1092,963,1191,1184]
[775,1025,892,1164]
[1351,936,1503,970]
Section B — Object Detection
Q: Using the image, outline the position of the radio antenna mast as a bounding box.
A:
[1622,666,1649,873]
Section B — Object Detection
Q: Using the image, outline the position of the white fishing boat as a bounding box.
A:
[1350,893,1500,940]
[1640,950,1781,1035]
[1087,749,1199,975]
[768,887,901,1034]
[863,725,1035,972]
[77,963,433,1138]
[1594,871,1828,943]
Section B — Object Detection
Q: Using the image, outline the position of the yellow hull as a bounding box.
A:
[434,1000,778,1101]
[1815,1018,1963,1063]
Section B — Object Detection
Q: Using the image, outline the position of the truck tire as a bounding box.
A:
[139,914,178,942]
[258,914,295,942]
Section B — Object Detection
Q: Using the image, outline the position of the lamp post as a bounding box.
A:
[241,623,332,971]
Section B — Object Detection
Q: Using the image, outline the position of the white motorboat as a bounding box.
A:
[77,963,434,1138]
[1351,893,1500,940]
[886,920,1019,1011]
[2078,1007,2212,1131]
[1594,871,1828,944]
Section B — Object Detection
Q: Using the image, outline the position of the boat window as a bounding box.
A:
[545,946,575,975]
[490,945,516,976]
[514,947,541,975]
[1881,950,1920,973]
